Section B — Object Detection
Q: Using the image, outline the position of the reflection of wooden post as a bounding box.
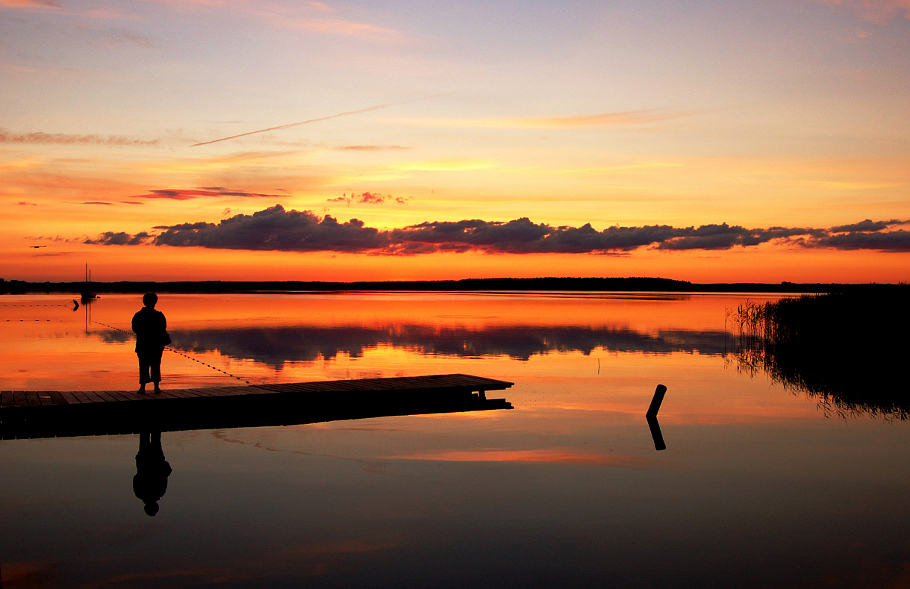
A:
[647,414,666,451]
[646,385,667,451]
[646,384,667,417]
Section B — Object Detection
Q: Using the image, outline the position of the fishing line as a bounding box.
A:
[0,303,73,307]
[0,302,82,321]
[91,320,251,384]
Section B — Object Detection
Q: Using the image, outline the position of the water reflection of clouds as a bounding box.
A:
[93,330,133,344]
[390,449,669,468]
[96,324,730,368]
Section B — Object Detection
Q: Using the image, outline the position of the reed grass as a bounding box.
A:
[731,288,909,420]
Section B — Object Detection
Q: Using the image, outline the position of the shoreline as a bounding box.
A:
[1,276,905,295]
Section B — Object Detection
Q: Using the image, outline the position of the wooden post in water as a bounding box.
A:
[646,384,667,417]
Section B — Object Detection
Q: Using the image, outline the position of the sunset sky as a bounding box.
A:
[2,0,909,283]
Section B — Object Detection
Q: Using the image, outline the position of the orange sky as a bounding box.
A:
[2,0,909,282]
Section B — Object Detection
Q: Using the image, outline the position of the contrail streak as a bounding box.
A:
[191,98,421,147]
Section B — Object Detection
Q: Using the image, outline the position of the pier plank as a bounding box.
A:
[0,374,514,440]
[65,391,86,404]
[48,391,68,405]
[94,391,120,403]
[79,391,109,404]
[106,391,134,403]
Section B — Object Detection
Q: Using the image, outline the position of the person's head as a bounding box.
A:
[142,292,158,308]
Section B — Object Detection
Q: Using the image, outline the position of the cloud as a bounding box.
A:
[811,229,910,251]
[85,206,910,255]
[0,128,158,146]
[806,219,910,251]
[333,145,409,151]
[816,0,910,23]
[1,0,139,18]
[388,218,554,254]
[93,28,158,49]
[151,205,386,252]
[244,2,401,40]
[0,0,58,9]
[133,187,285,200]
[276,16,398,38]
[829,219,902,232]
[136,0,400,41]
[389,159,496,172]
[507,110,687,128]
[397,109,689,129]
[328,192,409,205]
[657,224,825,251]
[84,231,151,245]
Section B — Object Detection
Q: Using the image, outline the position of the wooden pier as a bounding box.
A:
[0,374,514,440]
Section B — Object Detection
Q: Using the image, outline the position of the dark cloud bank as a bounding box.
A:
[85,204,910,254]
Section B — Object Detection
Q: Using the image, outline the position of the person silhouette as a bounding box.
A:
[133,430,172,517]
[132,293,169,394]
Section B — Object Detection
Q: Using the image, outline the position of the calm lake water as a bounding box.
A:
[1,292,909,588]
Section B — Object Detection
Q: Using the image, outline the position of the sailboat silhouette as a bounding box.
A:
[80,263,97,303]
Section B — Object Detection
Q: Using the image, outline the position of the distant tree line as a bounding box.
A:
[0,276,889,295]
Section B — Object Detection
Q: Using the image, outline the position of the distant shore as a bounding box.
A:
[1,277,906,295]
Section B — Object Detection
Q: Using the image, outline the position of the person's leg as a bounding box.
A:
[137,354,151,393]
[151,350,163,393]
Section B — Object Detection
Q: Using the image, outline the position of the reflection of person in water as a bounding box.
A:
[132,292,169,394]
[133,431,172,517]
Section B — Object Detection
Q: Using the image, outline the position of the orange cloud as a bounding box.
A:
[0,0,57,8]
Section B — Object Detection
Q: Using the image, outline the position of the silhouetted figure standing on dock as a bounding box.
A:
[132,292,169,394]
[133,431,172,516]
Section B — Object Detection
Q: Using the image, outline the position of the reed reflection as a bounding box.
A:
[93,324,730,368]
